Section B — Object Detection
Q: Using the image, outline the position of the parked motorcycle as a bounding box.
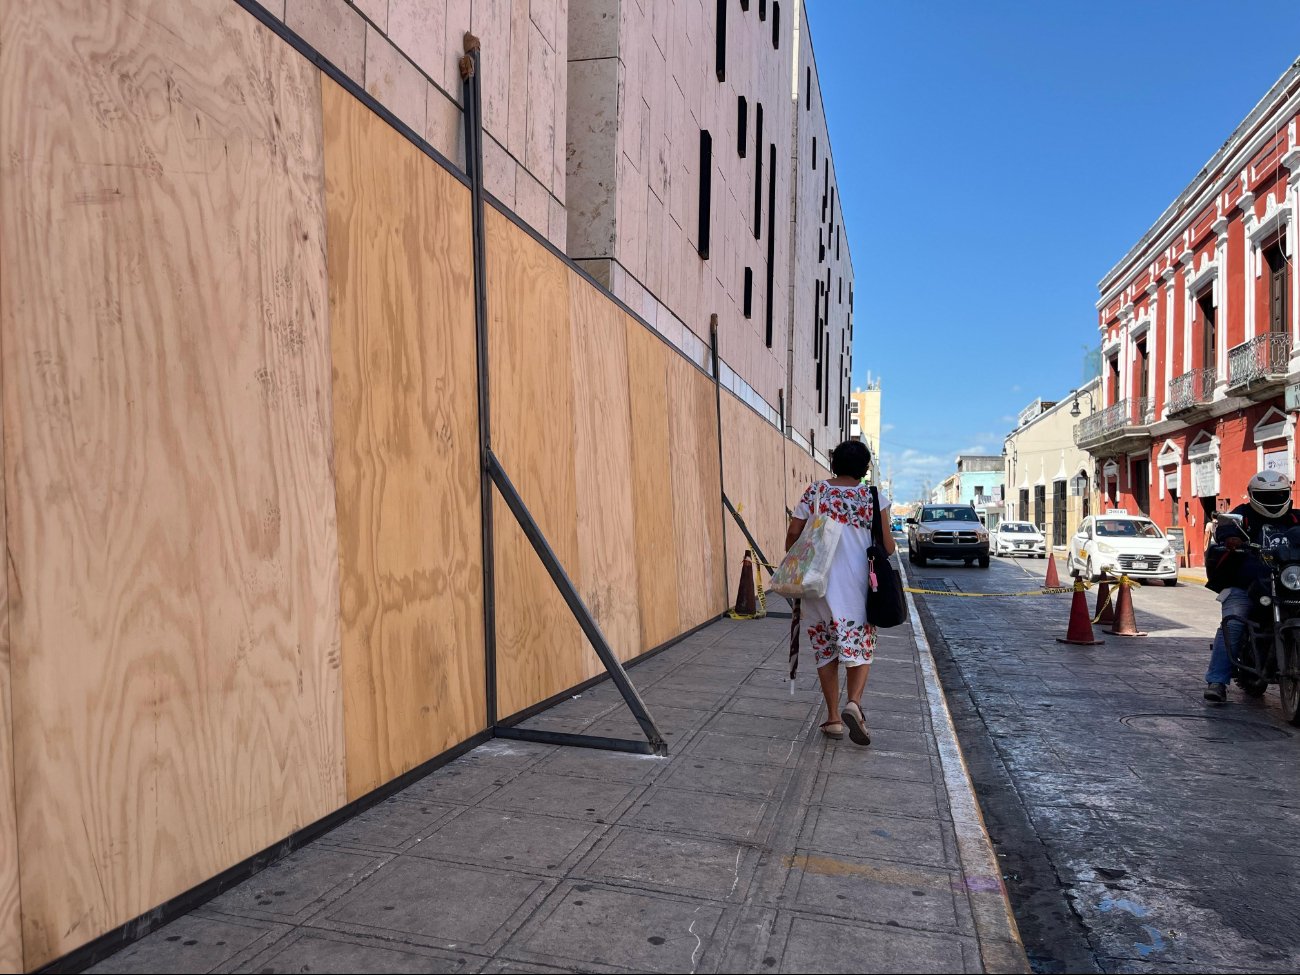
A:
[1219,513,1300,725]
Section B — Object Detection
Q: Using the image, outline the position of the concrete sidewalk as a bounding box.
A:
[93,597,1027,974]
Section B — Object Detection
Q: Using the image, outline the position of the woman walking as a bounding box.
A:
[785,440,894,745]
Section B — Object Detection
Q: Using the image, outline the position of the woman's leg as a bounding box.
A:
[817,659,841,722]
[845,661,870,706]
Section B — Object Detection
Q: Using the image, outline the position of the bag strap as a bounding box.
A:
[869,485,883,547]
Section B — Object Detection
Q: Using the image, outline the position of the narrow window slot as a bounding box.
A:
[697,129,712,259]
[737,96,747,157]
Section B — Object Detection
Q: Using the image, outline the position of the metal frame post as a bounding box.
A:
[460,36,497,727]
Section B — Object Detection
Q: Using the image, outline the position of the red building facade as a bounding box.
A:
[1083,63,1300,567]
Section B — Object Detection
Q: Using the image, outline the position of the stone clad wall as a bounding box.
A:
[278,0,570,249]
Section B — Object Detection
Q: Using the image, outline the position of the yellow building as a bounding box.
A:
[850,376,882,458]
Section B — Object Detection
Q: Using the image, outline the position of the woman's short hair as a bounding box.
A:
[830,439,871,479]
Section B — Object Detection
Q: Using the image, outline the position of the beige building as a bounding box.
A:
[849,377,881,457]
[1004,378,1101,550]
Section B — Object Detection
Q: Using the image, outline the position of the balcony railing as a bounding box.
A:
[1074,396,1155,446]
[1167,367,1216,414]
[1228,331,1291,389]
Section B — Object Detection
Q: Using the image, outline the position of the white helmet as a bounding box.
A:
[1248,469,1294,518]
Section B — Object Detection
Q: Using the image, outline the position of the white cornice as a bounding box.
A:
[1186,253,1219,295]
[1247,195,1292,245]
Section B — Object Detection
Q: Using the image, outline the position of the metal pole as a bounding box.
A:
[460,35,497,727]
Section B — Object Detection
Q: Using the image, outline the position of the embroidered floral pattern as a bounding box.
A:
[798,483,873,529]
[807,617,876,667]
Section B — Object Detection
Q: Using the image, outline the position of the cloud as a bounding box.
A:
[1000,415,1016,424]
[882,423,895,432]
[1011,384,1021,392]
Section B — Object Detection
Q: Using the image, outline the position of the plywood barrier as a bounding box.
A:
[667,357,728,630]
[322,77,486,800]
[625,321,683,652]
[0,368,20,975]
[720,393,789,600]
[569,272,641,666]
[787,444,825,515]
[0,0,345,967]
[485,208,587,718]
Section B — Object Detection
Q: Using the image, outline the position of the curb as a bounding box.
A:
[899,555,1032,974]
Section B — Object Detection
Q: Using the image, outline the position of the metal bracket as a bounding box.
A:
[486,452,668,756]
[462,33,664,757]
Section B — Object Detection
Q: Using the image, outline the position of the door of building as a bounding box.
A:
[1052,480,1067,547]
[1019,488,1029,523]
[1267,242,1289,332]
[1133,459,1150,515]
[1034,484,1046,530]
[1199,292,1216,375]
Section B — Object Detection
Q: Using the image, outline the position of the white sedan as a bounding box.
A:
[991,521,1046,558]
[1068,515,1179,585]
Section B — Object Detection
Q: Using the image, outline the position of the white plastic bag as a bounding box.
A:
[769,483,844,599]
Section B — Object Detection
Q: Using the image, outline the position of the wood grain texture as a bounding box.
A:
[0,339,20,975]
[720,392,787,602]
[0,1,345,966]
[322,77,486,801]
[568,272,641,667]
[485,207,585,718]
[666,357,727,631]
[625,322,682,652]
[786,445,825,514]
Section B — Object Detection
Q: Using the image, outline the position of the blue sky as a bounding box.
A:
[806,0,1300,500]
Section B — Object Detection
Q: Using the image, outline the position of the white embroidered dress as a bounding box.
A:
[792,481,890,669]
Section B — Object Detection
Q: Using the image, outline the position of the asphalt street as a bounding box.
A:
[906,540,1300,973]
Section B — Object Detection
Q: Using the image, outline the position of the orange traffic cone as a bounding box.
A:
[1105,575,1147,637]
[1094,574,1116,626]
[734,551,757,616]
[1044,552,1061,588]
[1057,579,1105,645]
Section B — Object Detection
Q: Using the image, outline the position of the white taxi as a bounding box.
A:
[1067,513,1178,586]
[991,521,1046,558]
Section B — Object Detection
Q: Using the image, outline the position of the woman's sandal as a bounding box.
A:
[841,702,871,746]
[820,719,844,740]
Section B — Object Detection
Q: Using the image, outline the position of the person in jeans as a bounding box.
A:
[784,440,894,745]
[1204,470,1299,702]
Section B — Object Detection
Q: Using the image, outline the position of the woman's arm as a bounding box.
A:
[785,517,807,552]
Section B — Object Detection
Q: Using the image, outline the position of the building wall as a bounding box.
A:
[1006,382,1099,550]
[850,382,881,458]
[1090,62,1300,567]
[270,0,570,250]
[566,0,793,412]
[790,0,854,457]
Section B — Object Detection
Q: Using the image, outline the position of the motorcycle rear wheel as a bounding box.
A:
[1234,673,1268,698]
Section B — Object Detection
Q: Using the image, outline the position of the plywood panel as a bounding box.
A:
[323,78,486,801]
[569,272,641,666]
[1,0,346,967]
[625,322,682,652]
[486,207,585,718]
[720,392,788,602]
[0,362,20,975]
[666,357,727,630]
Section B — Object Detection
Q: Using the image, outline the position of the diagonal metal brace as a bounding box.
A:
[486,451,668,755]
[722,492,773,571]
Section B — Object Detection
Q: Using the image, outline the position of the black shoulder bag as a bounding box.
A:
[866,485,907,628]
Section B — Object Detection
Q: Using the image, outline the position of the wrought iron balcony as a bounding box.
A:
[1074,396,1152,448]
[1228,331,1291,391]
[1167,368,1216,416]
